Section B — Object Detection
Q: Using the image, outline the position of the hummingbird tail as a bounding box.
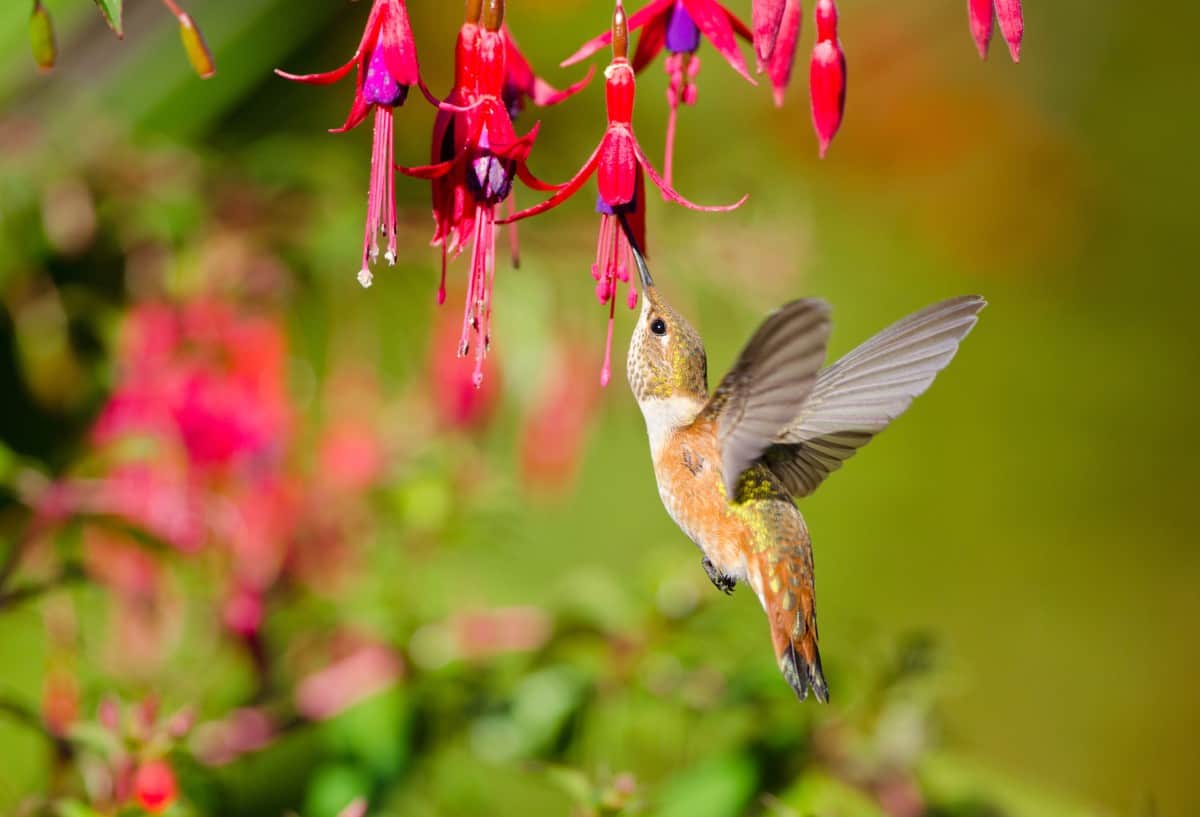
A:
[753,549,829,703]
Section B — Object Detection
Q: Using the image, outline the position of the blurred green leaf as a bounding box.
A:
[776,771,887,817]
[56,801,107,817]
[656,753,758,817]
[303,763,372,817]
[29,2,55,71]
[92,0,123,37]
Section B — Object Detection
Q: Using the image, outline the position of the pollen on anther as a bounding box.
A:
[357,268,374,288]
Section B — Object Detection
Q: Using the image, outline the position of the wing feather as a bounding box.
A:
[701,299,832,498]
[765,295,985,497]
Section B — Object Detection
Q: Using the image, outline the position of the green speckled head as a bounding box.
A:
[626,277,708,404]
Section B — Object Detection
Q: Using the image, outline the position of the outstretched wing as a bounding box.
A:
[701,299,832,498]
[763,295,986,498]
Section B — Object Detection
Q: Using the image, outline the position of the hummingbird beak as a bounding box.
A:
[617,212,653,290]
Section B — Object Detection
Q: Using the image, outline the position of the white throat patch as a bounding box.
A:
[639,396,704,459]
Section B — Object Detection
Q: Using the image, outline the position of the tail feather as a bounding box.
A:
[753,544,829,703]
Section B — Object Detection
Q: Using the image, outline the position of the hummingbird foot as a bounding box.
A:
[701,557,736,595]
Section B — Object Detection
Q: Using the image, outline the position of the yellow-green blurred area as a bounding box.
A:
[0,1,1196,816]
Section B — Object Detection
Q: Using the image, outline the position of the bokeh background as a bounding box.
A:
[0,1,1196,816]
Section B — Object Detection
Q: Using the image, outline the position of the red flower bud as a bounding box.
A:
[133,759,178,814]
[809,0,845,158]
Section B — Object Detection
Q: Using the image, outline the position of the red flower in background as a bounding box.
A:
[504,1,744,385]
[968,0,1023,61]
[563,0,755,188]
[276,0,424,286]
[402,0,563,388]
[133,759,178,814]
[520,346,602,492]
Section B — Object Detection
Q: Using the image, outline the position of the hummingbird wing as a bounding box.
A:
[701,299,832,499]
[762,295,985,498]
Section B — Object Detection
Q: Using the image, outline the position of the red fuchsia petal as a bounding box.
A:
[379,0,421,86]
[626,168,648,256]
[753,0,787,65]
[683,0,756,84]
[967,0,994,59]
[632,15,669,72]
[330,93,372,134]
[995,0,1023,62]
[398,156,460,180]
[766,0,801,107]
[634,138,747,210]
[274,60,358,86]
[809,40,845,157]
[561,0,675,67]
[500,145,603,223]
[530,65,596,106]
[810,0,845,158]
[598,130,639,207]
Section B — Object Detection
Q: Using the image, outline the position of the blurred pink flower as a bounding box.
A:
[451,606,551,659]
[193,707,276,766]
[295,643,403,721]
[520,347,601,493]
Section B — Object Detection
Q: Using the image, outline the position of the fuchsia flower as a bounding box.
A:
[968,0,1024,62]
[504,1,745,385]
[809,0,845,158]
[562,0,755,188]
[276,0,423,287]
[401,0,562,388]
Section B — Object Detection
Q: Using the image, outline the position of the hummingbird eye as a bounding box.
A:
[650,317,667,336]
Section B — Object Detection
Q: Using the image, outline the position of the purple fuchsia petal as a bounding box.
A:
[968,0,994,59]
[665,1,702,53]
[362,45,409,106]
[499,144,603,224]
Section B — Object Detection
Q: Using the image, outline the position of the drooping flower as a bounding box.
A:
[402,0,563,387]
[504,1,745,385]
[968,0,1023,62]
[809,0,845,158]
[276,0,423,287]
[562,0,755,189]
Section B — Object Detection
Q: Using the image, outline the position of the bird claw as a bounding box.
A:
[702,557,736,595]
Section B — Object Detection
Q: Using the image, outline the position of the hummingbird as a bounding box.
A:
[624,243,984,702]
